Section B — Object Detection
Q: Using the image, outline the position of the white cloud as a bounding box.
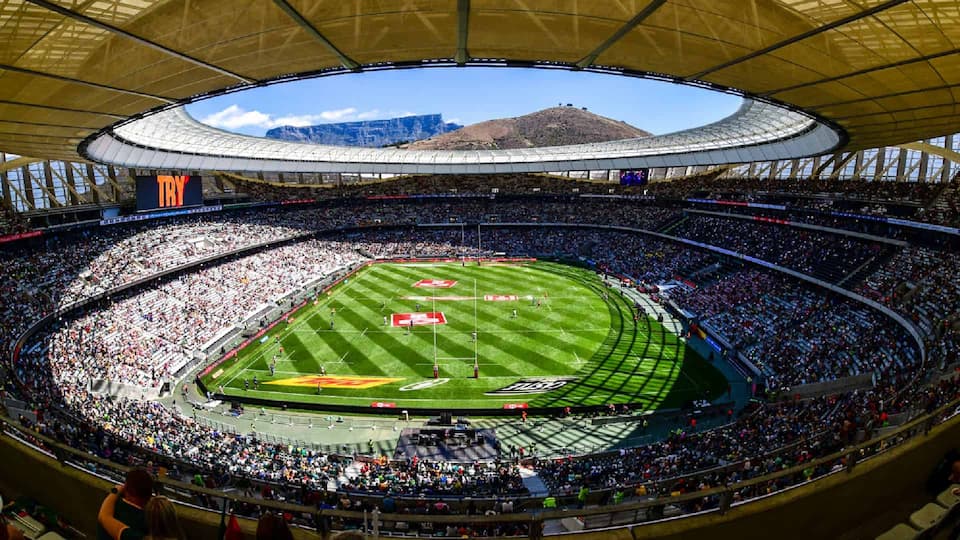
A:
[199,105,398,131]
[356,109,381,120]
[446,118,462,125]
[318,107,358,122]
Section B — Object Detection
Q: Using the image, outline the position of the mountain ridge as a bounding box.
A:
[265,114,462,147]
[402,107,651,150]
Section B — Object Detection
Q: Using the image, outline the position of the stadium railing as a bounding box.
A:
[2,393,958,538]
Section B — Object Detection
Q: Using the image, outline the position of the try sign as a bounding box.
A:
[413,279,457,288]
[391,312,448,327]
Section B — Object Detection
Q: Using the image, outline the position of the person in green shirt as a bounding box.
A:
[97,469,153,540]
[577,485,589,508]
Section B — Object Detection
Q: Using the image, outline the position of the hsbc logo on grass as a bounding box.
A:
[391,312,448,327]
[486,377,577,395]
[399,378,450,391]
[413,279,457,288]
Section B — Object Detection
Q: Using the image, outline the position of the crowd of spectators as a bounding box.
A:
[0,195,956,519]
[671,269,918,389]
[857,246,960,367]
[669,214,882,283]
[671,175,942,204]
[0,204,30,237]
[36,240,362,389]
[232,172,943,211]
[918,180,960,226]
[538,371,960,508]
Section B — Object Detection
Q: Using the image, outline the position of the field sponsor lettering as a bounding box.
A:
[371,402,397,408]
[403,295,474,301]
[486,377,577,395]
[398,378,450,391]
[265,375,403,389]
[484,295,518,301]
[391,312,448,327]
[413,279,457,288]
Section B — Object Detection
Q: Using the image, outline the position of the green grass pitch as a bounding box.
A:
[203,260,727,411]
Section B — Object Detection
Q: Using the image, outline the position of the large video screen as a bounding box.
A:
[136,175,202,212]
[619,169,649,186]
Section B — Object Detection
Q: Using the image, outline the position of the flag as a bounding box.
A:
[224,514,243,540]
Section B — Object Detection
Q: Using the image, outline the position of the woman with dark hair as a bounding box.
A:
[256,512,293,540]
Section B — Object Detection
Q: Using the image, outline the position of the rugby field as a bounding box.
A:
[202,260,727,411]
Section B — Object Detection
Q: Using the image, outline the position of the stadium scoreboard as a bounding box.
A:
[135,174,202,212]
[619,169,649,186]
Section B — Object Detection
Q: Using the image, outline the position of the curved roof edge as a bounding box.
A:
[81,99,842,173]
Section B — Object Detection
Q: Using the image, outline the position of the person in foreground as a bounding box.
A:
[98,469,153,540]
[142,498,186,540]
[98,469,183,540]
[99,491,185,540]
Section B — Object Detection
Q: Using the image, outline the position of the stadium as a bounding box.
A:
[0,2,959,540]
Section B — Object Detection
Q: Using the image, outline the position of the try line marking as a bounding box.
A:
[328,351,351,365]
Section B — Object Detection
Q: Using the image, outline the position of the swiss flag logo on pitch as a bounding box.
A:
[392,312,448,327]
[413,279,457,288]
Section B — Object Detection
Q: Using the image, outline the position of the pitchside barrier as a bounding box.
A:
[2,395,959,539]
[674,313,763,381]
[240,303,282,335]
[779,373,876,400]
[589,401,735,427]
[199,324,244,359]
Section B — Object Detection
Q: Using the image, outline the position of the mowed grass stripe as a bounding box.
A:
[206,261,727,409]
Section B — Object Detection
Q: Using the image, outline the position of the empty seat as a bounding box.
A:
[875,523,919,540]
[936,485,960,510]
[908,502,949,531]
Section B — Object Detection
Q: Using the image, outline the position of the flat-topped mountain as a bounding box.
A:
[265,114,461,147]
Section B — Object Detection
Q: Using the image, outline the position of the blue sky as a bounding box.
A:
[186,68,741,137]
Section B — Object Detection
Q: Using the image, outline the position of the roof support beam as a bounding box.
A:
[899,141,960,165]
[24,0,256,84]
[576,0,666,69]
[828,152,859,180]
[764,46,960,97]
[0,63,175,103]
[271,0,359,70]
[4,168,36,211]
[688,0,910,80]
[0,156,42,174]
[813,152,844,178]
[0,99,127,120]
[70,163,103,203]
[455,0,470,65]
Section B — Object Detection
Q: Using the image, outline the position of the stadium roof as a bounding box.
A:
[84,99,839,173]
[2,0,958,170]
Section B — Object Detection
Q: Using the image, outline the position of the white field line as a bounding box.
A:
[289,328,611,334]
